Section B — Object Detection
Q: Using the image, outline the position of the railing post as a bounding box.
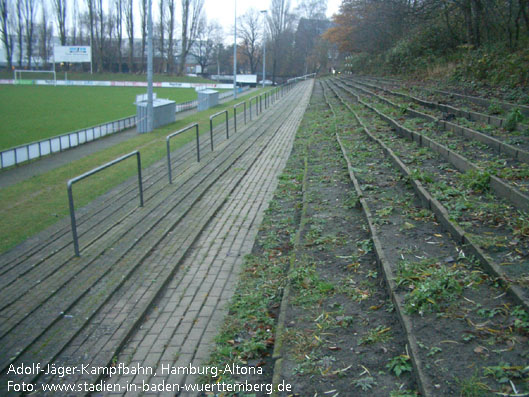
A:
[166,138,173,184]
[234,106,237,134]
[210,118,214,151]
[67,150,143,256]
[210,110,229,149]
[67,181,80,257]
[166,123,200,183]
[225,110,229,140]
[136,152,144,207]
[195,124,200,162]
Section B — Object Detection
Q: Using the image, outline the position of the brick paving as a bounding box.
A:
[102,82,312,396]
[0,80,313,396]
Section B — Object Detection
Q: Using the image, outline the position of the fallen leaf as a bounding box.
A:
[474,346,487,354]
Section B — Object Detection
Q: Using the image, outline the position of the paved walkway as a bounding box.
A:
[105,82,312,396]
[0,80,312,396]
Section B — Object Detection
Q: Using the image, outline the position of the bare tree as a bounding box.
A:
[16,0,23,66]
[295,0,327,20]
[85,0,95,69]
[213,42,232,74]
[52,0,66,45]
[106,3,115,67]
[0,0,14,69]
[238,8,261,74]
[191,16,222,74]
[22,0,38,68]
[93,0,104,71]
[166,0,176,72]
[124,0,133,72]
[267,0,294,82]
[38,4,53,67]
[114,0,123,71]
[140,0,146,72]
[178,0,204,75]
[71,0,78,43]
[293,17,331,75]
[158,0,165,72]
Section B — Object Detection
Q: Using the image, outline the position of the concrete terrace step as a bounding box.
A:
[0,80,313,395]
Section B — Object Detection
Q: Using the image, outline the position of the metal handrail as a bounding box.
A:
[209,110,229,151]
[67,151,143,256]
[166,123,200,184]
[233,102,246,134]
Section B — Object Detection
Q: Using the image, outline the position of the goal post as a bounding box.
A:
[14,69,57,85]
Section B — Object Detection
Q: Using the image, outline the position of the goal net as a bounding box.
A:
[14,69,57,85]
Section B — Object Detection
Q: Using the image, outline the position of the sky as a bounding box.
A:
[202,0,342,33]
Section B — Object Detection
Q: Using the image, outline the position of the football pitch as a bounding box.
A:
[0,85,198,151]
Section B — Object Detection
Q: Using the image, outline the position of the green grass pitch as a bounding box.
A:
[0,85,198,150]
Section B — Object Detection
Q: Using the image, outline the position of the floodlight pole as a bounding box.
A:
[233,0,237,99]
[260,10,267,88]
[146,0,154,132]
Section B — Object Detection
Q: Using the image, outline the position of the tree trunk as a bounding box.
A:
[463,0,473,45]
[0,0,13,70]
[520,0,529,33]
[17,0,23,67]
[116,0,123,72]
[167,0,175,73]
[159,0,165,73]
[24,0,36,69]
[179,0,189,76]
[125,0,133,72]
[141,0,146,73]
[87,0,95,71]
[471,0,481,47]
[97,0,104,71]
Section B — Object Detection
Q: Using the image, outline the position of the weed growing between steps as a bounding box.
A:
[325,78,529,395]
[275,84,418,396]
